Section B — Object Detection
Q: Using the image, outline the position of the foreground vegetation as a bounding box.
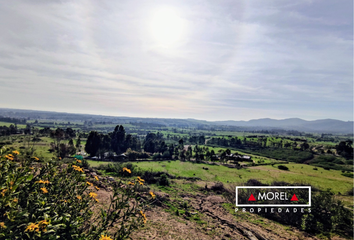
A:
[0,149,153,239]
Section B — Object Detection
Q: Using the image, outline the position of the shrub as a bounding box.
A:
[152,153,161,160]
[158,174,170,186]
[341,172,354,178]
[302,190,353,237]
[245,179,267,186]
[81,159,90,168]
[210,182,225,193]
[0,150,152,239]
[101,162,143,177]
[278,165,289,171]
[346,188,354,196]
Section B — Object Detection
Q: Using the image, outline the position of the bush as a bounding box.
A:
[0,150,152,239]
[152,153,162,160]
[346,188,354,196]
[278,165,289,171]
[341,172,354,178]
[101,162,143,177]
[81,159,90,168]
[158,174,170,186]
[245,179,267,186]
[302,190,353,237]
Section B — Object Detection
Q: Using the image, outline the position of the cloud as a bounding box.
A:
[0,0,352,121]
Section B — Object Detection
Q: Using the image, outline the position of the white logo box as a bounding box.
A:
[236,186,311,207]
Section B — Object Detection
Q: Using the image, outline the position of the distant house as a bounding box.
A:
[242,155,252,161]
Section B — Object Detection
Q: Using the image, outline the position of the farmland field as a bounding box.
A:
[88,160,353,194]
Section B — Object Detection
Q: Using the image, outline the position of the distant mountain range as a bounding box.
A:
[0,108,352,134]
[212,118,353,134]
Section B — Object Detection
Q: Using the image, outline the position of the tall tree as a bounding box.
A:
[85,131,101,156]
[111,125,126,154]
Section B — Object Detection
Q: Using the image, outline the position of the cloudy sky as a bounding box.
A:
[0,0,352,121]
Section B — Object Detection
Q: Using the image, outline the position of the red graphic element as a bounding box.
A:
[291,194,298,201]
[248,194,256,201]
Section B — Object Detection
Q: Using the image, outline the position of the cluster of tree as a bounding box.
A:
[187,135,205,145]
[175,141,234,163]
[0,116,26,124]
[49,128,79,158]
[0,124,18,136]
[50,128,77,141]
[143,132,167,153]
[335,140,353,159]
[85,125,141,157]
[208,136,310,151]
[50,139,76,159]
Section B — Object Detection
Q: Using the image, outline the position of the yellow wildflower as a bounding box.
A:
[94,176,99,181]
[25,223,40,232]
[8,154,13,157]
[36,180,50,184]
[123,167,131,174]
[99,235,113,240]
[12,150,20,155]
[31,156,39,161]
[59,157,61,160]
[89,192,97,199]
[13,198,18,203]
[149,191,156,199]
[77,195,82,200]
[128,181,135,185]
[73,165,84,173]
[5,155,14,161]
[137,176,145,185]
[86,182,93,186]
[76,159,82,163]
[137,176,145,182]
[95,186,100,191]
[38,220,49,229]
[1,189,7,197]
[0,222,6,229]
[140,210,147,224]
[40,187,48,194]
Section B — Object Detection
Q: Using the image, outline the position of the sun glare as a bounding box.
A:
[149,7,185,46]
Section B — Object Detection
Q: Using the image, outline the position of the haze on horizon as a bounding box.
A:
[0,0,352,122]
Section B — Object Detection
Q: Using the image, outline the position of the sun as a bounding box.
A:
[149,7,185,46]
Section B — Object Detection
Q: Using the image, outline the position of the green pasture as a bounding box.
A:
[87,160,353,194]
[0,121,26,128]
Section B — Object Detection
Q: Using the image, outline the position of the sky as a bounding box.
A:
[0,0,352,121]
